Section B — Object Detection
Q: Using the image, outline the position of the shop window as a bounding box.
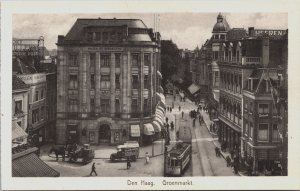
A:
[249,102,253,114]
[115,53,121,68]
[244,121,249,135]
[258,104,269,116]
[15,100,23,114]
[101,54,110,67]
[244,101,248,112]
[272,124,280,142]
[89,132,95,143]
[258,124,269,141]
[69,74,78,89]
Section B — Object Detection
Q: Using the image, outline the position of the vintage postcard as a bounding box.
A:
[1,0,300,190]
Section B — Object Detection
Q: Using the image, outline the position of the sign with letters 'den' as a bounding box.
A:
[254,30,286,37]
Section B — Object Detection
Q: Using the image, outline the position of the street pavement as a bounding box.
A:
[39,93,236,177]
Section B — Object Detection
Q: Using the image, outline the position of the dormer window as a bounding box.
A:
[87,32,93,41]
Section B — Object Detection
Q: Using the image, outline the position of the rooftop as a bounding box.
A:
[12,75,29,91]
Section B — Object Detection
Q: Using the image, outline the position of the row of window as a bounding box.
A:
[68,98,150,114]
[86,31,123,42]
[244,121,280,142]
[68,53,151,67]
[32,106,45,124]
[244,102,277,116]
[212,49,241,63]
[70,74,150,90]
[220,71,242,94]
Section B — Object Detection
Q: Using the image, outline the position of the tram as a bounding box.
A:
[165,119,192,176]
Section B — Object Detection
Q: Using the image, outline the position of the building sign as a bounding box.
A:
[86,47,124,51]
[253,30,286,37]
[18,73,46,84]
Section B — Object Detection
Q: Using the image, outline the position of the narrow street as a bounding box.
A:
[165,94,235,176]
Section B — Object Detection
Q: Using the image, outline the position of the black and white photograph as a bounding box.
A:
[1,0,300,190]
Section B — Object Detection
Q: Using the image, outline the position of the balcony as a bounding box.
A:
[241,57,261,66]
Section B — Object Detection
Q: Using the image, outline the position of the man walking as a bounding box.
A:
[181,111,184,118]
[127,158,131,169]
[90,162,97,176]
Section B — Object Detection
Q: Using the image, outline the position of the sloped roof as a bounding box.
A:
[64,18,148,41]
[12,75,29,91]
[12,147,60,177]
[12,121,27,140]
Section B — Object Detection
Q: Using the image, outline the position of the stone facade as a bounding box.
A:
[56,18,161,145]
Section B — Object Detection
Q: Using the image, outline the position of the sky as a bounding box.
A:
[13,13,287,50]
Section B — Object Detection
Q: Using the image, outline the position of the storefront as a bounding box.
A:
[143,123,155,144]
[130,124,141,143]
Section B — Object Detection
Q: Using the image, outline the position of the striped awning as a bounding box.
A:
[144,123,155,136]
[152,121,162,132]
[12,121,27,140]
[157,71,162,79]
[159,86,164,94]
[155,109,164,118]
[157,106,165,114]
[130,125,141,137]
[12,148,60,177]
[154,117,164,128]
[156,92,165,104]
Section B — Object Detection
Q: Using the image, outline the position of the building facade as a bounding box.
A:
[18,73,47,144]
[56,18,163,145]
[12,75,30,146]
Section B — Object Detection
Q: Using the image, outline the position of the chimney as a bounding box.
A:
[262,35,270,67]
[57,35,65,44]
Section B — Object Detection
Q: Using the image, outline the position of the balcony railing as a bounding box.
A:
[242,57,261,65]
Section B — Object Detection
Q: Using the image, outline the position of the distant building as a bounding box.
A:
[56,18,163,145]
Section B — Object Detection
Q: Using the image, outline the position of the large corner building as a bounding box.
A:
[56,18,164,145]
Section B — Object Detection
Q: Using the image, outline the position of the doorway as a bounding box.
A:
[99,124,111,143]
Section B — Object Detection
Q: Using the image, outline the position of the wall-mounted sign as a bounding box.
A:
[87,47,124,51]
[253,30,286,37]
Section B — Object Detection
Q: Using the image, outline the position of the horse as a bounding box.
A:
[49,146,66,161]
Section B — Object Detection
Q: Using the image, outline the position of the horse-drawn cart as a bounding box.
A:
[49,144,95,164]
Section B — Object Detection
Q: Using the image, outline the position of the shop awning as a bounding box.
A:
[12,121,27,140]
[158,101,166,109]
[155,109,165,118]
[155,111,165,122]
[12,148,60,177]
[130,125,141,137]
[156,92,165,104]
[157,71,162,79]
[159,86,164,94]
[188,83,201,95]
[152,121,162,132]
[157,106,165,114]
[144,123,155,136]
[154,117,164,127]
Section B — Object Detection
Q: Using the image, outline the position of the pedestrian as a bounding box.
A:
[198,115,201,124]
[166,123,170,132]
[181,111,184,118]
[127,158,131,169]
[145,152,150,164]
[90,162,98,176]
[166,117,169,123]
[179,105,181,111]
[226,156,231,167]
[170,121,174,130]
[170,107,172,112]
[193,118,196,127]
[215,147,219,157]
[230,150,234,159]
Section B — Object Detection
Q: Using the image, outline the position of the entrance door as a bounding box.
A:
[99,124,111,143]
